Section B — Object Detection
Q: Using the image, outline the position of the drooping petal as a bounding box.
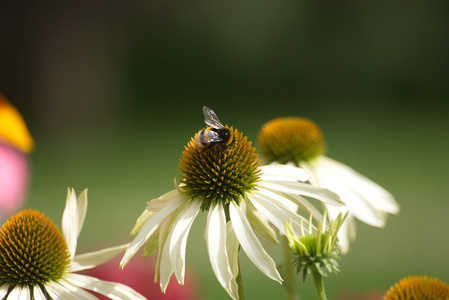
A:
[260,180,344,207]
[229,201,283,283]
[170,200,201,285]
[65,273,146,300]
[159,222,175,292]
[0,286,8,298]
[72,244,129,272]
[62,188,80,259]
[206,202,238,299]
[120,191,185,268]
[46,279,96,300]
[147,190,182,212]
[316,156,399,213]
[32,285,47,300]
[305,157,390,227]
[245,201,279,244]
[6,286,31,300]
[154,208,179,283]
[276,192,324,224]
[249,190,311,236]
[258,187,323,223]
[131,209,155,236]
[226,221,240,281]
[260,164,309,182]
[142,228,160,257]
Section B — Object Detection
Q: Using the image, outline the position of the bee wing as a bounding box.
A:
[203,130,223,143]
[203,106,224,128]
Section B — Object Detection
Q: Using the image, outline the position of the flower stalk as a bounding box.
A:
[311,268,327,300]
[281,236,296,300]
[236,261,245,300]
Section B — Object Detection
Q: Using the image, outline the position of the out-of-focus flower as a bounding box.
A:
[0,188,146,299]
[0,94,34,218]
[0,143,29,217]
[82,255,198,300]
[258,117,400,253]
[0,94,34,153]
[121,108,343,300]
[384,276,449,300]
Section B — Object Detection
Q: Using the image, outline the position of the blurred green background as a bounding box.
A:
[1,1,448,299]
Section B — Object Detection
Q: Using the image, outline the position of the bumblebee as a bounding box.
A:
[195,106,235,150]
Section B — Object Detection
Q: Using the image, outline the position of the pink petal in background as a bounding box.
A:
[0,141,30,218]
[81,254,199,300]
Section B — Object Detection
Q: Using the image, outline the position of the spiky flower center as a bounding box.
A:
[257,117,325,166]
[285,211,345,281]
[179,127,261,211]
[291,234,340,281]
[384,276,449,300]
[0,209,71,288]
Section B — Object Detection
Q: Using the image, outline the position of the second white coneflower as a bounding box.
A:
[0,189,146,300]
[258,117,400,253]
[121,108,343,300]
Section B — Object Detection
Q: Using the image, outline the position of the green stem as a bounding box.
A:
[311,268,327,300]
[282,236,296,300]
[236,259,244,300]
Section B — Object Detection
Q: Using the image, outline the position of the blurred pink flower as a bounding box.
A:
[0,142,30,217]
[81,254,199,300]
[0,95,34,218]
[335,290,383,300]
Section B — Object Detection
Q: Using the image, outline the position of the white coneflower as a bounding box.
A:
[0,189,146,300]
[258,117,400,253]
[121,124,343,300]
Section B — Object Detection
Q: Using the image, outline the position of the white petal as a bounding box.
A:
[229,201,283,283]
[131,209,155,236]
[6,286,31,300]
[307,157,394,227]
[154,210,178,282]
[245,201,279,244]
[249,190,311,236]
[0,286,8,298]
[260,164,309,182]
[226,222,240,281]
[65,273,146,300]
[170,200,201,284]
[120,191,185,268]
[314,156,399,214]
[72,244,129,272]
[206,203,238,299]
[156,202,194,292]
[260,180,344,207]
[159,223,174,292]
[62,188,81,260]
[275,192,324,223]
[46,279,95,300]
[258,187,323,222]
[75,189,88,235]
[32,286,47,300]
[147,189,181,212]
